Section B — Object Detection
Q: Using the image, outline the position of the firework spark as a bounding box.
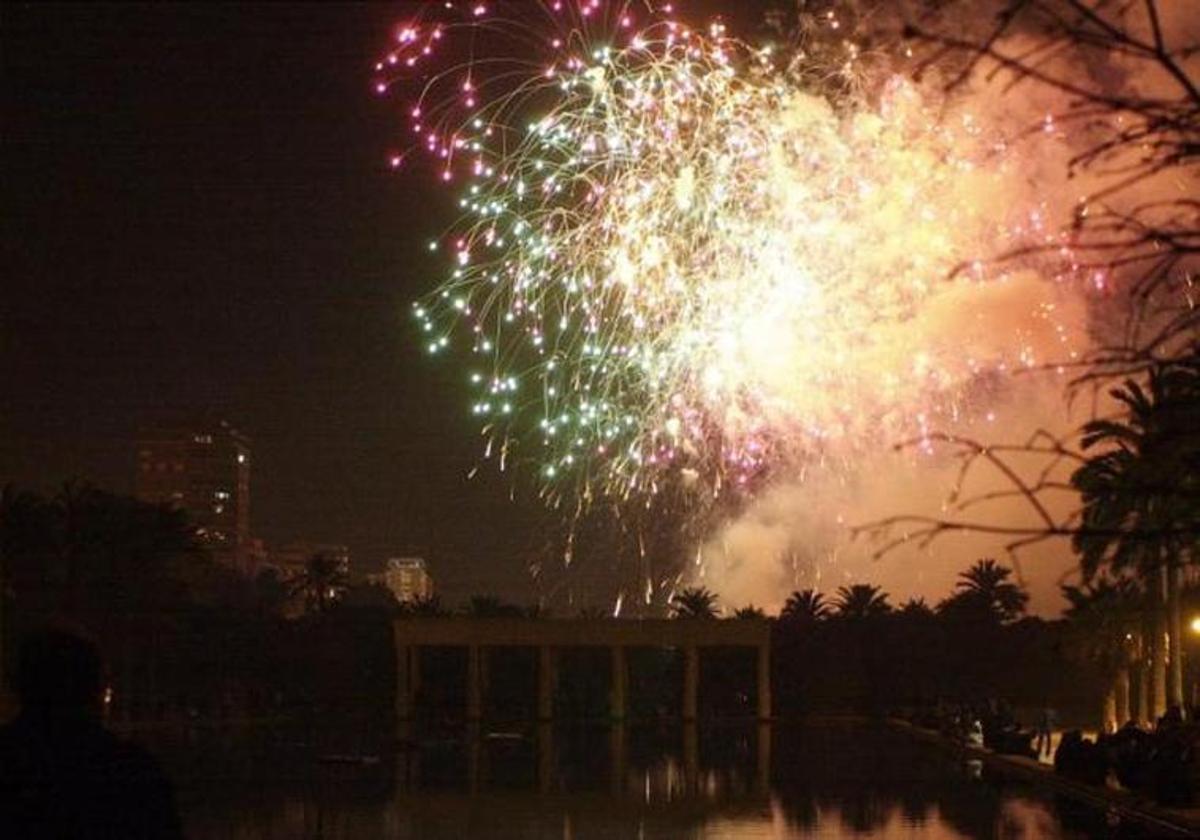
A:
[381,1,1085,510]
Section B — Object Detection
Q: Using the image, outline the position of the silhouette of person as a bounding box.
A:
[1035,705,1056,758]
[0,628,182,839]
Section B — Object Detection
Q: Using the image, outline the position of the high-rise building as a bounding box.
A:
[370,557,434,604]
[135,416,251,571]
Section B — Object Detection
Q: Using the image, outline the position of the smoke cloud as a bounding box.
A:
[694,0,1198,616]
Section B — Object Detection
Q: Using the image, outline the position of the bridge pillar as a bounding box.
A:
[403,645,422,720]
[538,645,556,721]
[538,723,554,793]
[611,645,628,720]
[756,641,771,720]
[609,723,627,794]
[394,643,409,720]
[393,628,420,721]
[683,644,699,721]
[467,644,484,721]
[468,722,482,792]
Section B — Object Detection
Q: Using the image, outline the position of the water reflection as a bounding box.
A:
[165,722,1129,839]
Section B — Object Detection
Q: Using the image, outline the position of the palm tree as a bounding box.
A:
[289,552,349,614]
[1062,577,1142,729]
[950,558,1029,623]
[893,596,938,705]
[670,586,719,619]
[833,584,891,619]
[779,589,830,623]
[1071,356,1200,711]
[734,605,766,619]
[898,597,934,617]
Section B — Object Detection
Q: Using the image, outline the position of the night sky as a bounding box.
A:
[3,2,1092,615]
[2,2,565,603]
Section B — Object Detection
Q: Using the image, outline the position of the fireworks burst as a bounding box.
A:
[379,1,1086,511]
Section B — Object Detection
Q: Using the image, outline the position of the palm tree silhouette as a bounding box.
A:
[289,552,348,614]
[1062,576,1142,728]
[953,558,1028,623]
[1071,356,1200,710]
[833,584,891,619]
[898,597,933,617]
[734,605,766,619]
[670,586,719,619]
[779,589,829,623]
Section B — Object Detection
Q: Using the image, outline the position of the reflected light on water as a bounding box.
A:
[164,724,1118,839]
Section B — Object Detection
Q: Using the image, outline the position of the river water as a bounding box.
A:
[158,721,1134,838]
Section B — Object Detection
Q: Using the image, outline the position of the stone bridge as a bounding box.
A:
[392,617,772,721]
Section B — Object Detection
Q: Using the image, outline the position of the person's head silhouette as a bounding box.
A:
[3,629,183,838]
[14,628,104,720]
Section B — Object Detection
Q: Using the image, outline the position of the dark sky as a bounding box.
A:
[1,2,565,603]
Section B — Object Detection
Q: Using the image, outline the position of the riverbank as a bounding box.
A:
[891,719,1200,837]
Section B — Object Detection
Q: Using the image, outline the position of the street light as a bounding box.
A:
[1191,616,1200,635]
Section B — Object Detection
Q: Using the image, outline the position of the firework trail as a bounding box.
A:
[377,1,1087,516]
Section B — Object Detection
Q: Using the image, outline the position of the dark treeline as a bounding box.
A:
[0,483,394,726]
[665,565,1105,726]
[4,482,1196,732]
